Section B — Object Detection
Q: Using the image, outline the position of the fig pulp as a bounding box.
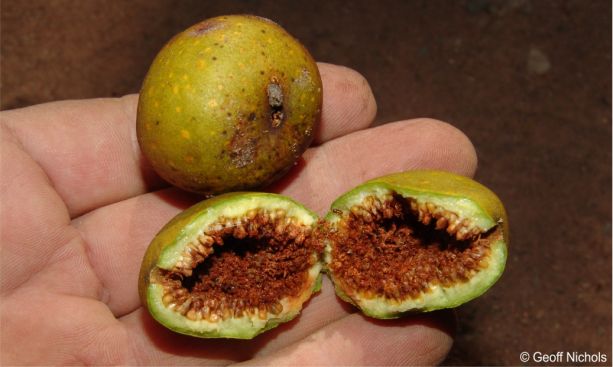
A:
[323,170,508,319]
[139,193,323,338]
[136,15,322,195]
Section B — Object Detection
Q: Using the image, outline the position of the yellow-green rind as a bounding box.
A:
[324,170,508,318]
[137,15,322,194]
[138,192,321,338]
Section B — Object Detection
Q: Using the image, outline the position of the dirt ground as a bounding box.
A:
[1,0,611,365]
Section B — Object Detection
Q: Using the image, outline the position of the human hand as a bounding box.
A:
[1,63,476,365]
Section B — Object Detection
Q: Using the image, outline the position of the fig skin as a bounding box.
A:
[137,15,322,195]
[323,170,509,319]
[138,192,322,339]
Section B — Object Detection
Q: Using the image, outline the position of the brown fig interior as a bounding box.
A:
[152,211,321,322]
[328,194,498,301]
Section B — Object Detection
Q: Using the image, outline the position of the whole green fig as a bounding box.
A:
[137,15,322,194]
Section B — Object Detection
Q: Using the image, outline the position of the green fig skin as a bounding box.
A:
[137,15,322,195]
[139,192,323,339]
[323,170,509,319]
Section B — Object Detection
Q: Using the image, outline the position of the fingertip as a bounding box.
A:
[406,117,478,177]
[314,63,377,143]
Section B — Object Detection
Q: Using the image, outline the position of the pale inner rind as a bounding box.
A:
[350,237,506,317]
[328,186,496,231]
[158,195,316,269]
[148,261,322,338]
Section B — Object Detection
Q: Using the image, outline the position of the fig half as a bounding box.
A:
[323,170,508,319]
[139,192,323,338]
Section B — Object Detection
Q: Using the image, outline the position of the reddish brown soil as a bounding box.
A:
[1,1,610,364]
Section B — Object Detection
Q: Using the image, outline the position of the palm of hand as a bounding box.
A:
[1,63,475,365]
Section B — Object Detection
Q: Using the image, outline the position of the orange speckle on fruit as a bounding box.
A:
[197,59,206,68]
[181,130,191,139]
[208,99,218,108]
[175,106,182,113]
[184,155,195,163]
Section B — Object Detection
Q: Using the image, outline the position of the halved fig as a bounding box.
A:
[138,192,323,339]
[323,170,508,319]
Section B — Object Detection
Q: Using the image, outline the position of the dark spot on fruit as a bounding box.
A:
[222,130,227,135]
[267,81,285,128]
[260,71,265,75]
[190,20,223,35]
[155,120,160,125]
[212,56,217,61]
[248,112,256,121]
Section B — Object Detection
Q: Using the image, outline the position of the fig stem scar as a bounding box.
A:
[267,77,284,128]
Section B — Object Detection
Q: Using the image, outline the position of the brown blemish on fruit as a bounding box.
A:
[153,210,321,322]
[190,20,224,36]
[327,194,496,301]
[228,119,258,168]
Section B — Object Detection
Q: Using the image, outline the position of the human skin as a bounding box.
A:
[0,62,477,365]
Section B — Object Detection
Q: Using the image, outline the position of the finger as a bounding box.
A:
[118,278,353,365]
[1,63,376,218]
[73,117,476,317]
[71,187,196,316]
[233,311,454,366]
[1,95,162,219]
[314,63,377,143]
[271,117,478,214]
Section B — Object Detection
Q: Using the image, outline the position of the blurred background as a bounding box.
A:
[1,0,610,364]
